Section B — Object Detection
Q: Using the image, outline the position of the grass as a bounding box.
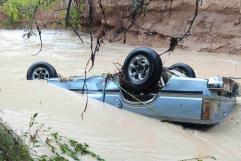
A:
[0,122,33,161]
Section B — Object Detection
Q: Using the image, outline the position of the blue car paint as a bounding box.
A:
[47,76,237,125]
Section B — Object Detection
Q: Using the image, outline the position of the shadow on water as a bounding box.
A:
[162,120,215,132]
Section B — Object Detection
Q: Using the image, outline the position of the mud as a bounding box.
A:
[87,0,241,54]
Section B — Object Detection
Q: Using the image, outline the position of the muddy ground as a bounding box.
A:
[87,0,241,54]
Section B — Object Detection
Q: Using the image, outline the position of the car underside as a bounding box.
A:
[26,47,240,125]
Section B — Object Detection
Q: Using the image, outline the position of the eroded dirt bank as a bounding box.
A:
[87,0,241,54]
[0,30,241,160]
[1,0,241,54]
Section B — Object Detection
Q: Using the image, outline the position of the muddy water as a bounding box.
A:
[0,29,241,161]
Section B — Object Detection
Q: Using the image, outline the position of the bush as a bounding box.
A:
[0,122,33,161]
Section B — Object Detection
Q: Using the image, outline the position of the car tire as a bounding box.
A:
[122,47,163,93]
[169,63,196,78]
[27,62,58,80]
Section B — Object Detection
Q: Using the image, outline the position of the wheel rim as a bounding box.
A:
[32,67,50,80]
[128,55,150,84]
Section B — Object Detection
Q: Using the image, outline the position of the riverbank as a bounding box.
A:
[89,0,241,54]
[0,122,32,161]
[2,0,241,54]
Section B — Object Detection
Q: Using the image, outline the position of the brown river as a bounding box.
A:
[0,30,241,161]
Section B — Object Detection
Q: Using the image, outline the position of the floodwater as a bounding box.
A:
[0,29,241,161]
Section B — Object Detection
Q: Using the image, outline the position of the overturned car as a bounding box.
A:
[27,48,240,125]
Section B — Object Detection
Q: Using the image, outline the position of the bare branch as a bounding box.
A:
[81,84,89,120]
[123,0,153,43]
[160,0,201,56]
[70,24,84,43]
[65,0,73,27]
[34,19,43,55]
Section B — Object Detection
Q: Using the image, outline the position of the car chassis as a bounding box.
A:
[27,48,240,125]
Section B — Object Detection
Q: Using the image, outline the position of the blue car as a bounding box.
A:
[27,48,240,125]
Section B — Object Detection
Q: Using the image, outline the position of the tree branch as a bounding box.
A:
[65,0,73,27]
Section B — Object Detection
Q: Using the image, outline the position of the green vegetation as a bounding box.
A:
[24,113,106,161]
[0,0,85,28]
[0,112,217,161]
[1,0,31,22]
[0,113,105,161]
[0,122,33,161]
[0,113,106,161]
[1,0,36,24]
[0,0,58,26]
[36,132,105,161]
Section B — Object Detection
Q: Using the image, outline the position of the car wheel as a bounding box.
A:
[27,62,58,80]
[122,47,163,93]
[169,63,196,78]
